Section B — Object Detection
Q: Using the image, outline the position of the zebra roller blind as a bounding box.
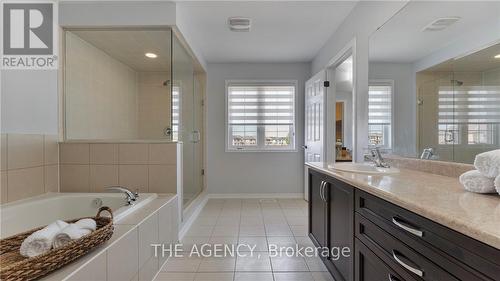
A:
[227,84,295,126]
[368,85,392,125]
[438,86,500,124]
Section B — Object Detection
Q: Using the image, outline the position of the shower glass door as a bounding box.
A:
[172,34,203,209]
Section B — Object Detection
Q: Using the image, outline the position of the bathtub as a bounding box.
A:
[0,192,157,238]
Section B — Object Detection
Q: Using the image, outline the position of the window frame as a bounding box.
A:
[225,80,298,152]
[368,79,394,150]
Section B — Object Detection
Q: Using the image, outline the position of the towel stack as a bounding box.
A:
[459,149,500,195]
[20,218,96,258]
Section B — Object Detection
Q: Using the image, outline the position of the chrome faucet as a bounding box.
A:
[105,186,139,205]
[420,147,436,160]
[369,147,390,168]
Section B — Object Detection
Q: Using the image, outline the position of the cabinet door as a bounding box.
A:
[309,171,327,248]
[324,177,354,281]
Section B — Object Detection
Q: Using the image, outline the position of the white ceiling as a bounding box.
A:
[369,1,500,64]
[177,1,356,63]
[70,29,171,72]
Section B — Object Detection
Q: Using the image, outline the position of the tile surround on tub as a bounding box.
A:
[0,133,60,203]
[59,142,178,194]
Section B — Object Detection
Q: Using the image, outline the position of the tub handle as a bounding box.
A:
[96,206,114,220]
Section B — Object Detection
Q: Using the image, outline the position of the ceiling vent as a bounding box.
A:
[228,17,251,32]
[422,17,461,31]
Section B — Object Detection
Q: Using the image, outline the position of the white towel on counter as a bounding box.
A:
[495,175,500,195]
[459,170,496,194]
[474,149,500,178]
[20,220,68,257]
[53,218,96,249]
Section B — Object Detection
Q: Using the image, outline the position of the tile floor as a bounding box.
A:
[155,199,335,281]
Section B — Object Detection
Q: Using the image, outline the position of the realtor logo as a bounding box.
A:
[1,1,58,69]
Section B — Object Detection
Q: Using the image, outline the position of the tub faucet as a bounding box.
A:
[368,147,390,168]
[105,186,139,205]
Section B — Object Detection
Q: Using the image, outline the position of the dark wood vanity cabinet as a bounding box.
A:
[308,169,354,281]
[308,168,500,281]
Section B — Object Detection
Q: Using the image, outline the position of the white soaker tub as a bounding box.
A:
[0,192,157,238]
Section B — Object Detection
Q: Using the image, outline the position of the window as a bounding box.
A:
[368,81,393,148]
[438,85,500,146]
[438,124,460,145]
[226,81,296,151]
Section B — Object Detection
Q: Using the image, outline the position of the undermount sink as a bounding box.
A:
[327,163,400,175]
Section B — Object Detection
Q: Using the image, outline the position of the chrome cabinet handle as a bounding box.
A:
[319,181,325,201]
[323,181,328,202]
[392,250,424,277]
[392,217,423,237]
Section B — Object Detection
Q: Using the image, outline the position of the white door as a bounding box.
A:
[303,70,326,200]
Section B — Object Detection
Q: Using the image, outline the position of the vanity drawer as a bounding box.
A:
[355,190,500,281]
[355,213,459,281]
[355,238,413,281]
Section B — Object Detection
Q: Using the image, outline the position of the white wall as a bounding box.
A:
[311,1,408,161]
[369,62,416,157]
[206,63,310,194]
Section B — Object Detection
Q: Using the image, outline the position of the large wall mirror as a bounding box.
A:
[369,1,500,164]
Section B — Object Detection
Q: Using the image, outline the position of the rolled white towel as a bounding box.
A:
[495,175,500,195]
[474,149,500,178]
[53,224,92,249]
[75,218,96,231]
[459,170,496,194]
[20,220,68,257]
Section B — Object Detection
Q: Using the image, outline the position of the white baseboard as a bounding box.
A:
[207,193,304,199]
[178,191,209,240]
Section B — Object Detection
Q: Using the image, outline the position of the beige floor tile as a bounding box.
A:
[194,272,234,281]
[235,252,271,271]
[290,225,308,236]
[267,236,297,249]
[311,271,335,281]
[265,224,293,236]
[238,236,268,252]
[239,225,266,236]
[155,272,195,281]
[234,272,274,281]
[161,256,202,272]
[198,257,236,272]
[212,225,239,236]
[271,256,309,272]
[185,225,214,237]
[274,272,315,281]
[305,257,328,271]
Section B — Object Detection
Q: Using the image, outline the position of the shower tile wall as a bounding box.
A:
[138,72,172,139]
[0,134,59,203]
[59,142,177,194]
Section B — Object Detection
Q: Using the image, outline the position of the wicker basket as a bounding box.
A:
[0,206,114,281]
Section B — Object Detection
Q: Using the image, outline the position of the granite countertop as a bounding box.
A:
[306,162,500,250]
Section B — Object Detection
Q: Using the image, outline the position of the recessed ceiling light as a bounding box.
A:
[495,54,500,59]
[145,53,157,58]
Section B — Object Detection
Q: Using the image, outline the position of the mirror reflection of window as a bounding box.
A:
[368,82,393,149]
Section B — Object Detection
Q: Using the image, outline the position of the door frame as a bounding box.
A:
[325,39,357,163]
